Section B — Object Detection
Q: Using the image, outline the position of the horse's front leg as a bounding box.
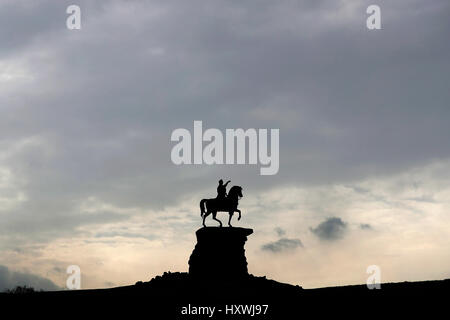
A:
[236,209,241,221]
[228,211,234,227]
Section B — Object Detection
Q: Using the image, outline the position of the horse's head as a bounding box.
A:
[229,186,243,199]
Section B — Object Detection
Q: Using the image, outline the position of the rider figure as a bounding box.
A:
[217,179,230,200]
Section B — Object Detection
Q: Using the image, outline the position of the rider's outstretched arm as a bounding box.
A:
[224,180,231,186]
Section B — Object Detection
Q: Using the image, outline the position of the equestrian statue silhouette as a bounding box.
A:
[200,180,243,227]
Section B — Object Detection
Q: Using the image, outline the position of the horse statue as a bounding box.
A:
[200,186,243,227]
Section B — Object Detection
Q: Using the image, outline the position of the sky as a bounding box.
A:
[0,0,449,290]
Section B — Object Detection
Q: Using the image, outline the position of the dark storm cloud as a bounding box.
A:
[261,238,303,253]
[310,217,347,241]
[0,265,60,291]
[0,0,449,246]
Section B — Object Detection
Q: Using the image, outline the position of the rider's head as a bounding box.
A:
[219,179,223,185]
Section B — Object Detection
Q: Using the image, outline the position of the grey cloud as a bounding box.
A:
[94,231,155,241]
[310,217,347,241]
[0,0,66,58]
[405,195,436,203]
[52,266,65,273]
[0,265,60,292]
[261,238,303,253]
[0,0,449,248]
[360,223,372,230]
[274,227,286,237]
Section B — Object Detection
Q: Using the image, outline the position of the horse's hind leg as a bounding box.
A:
[212,211,222,227]
[203,211,211,227]
[228,211,234,227]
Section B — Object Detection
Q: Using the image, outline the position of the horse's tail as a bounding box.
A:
[200,199,207,217]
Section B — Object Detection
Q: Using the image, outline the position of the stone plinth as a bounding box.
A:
[188,227,253,280]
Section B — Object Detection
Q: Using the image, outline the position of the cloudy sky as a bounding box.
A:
[1,0,449,290]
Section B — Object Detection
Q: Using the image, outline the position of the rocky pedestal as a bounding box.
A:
[188,227,253,280]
